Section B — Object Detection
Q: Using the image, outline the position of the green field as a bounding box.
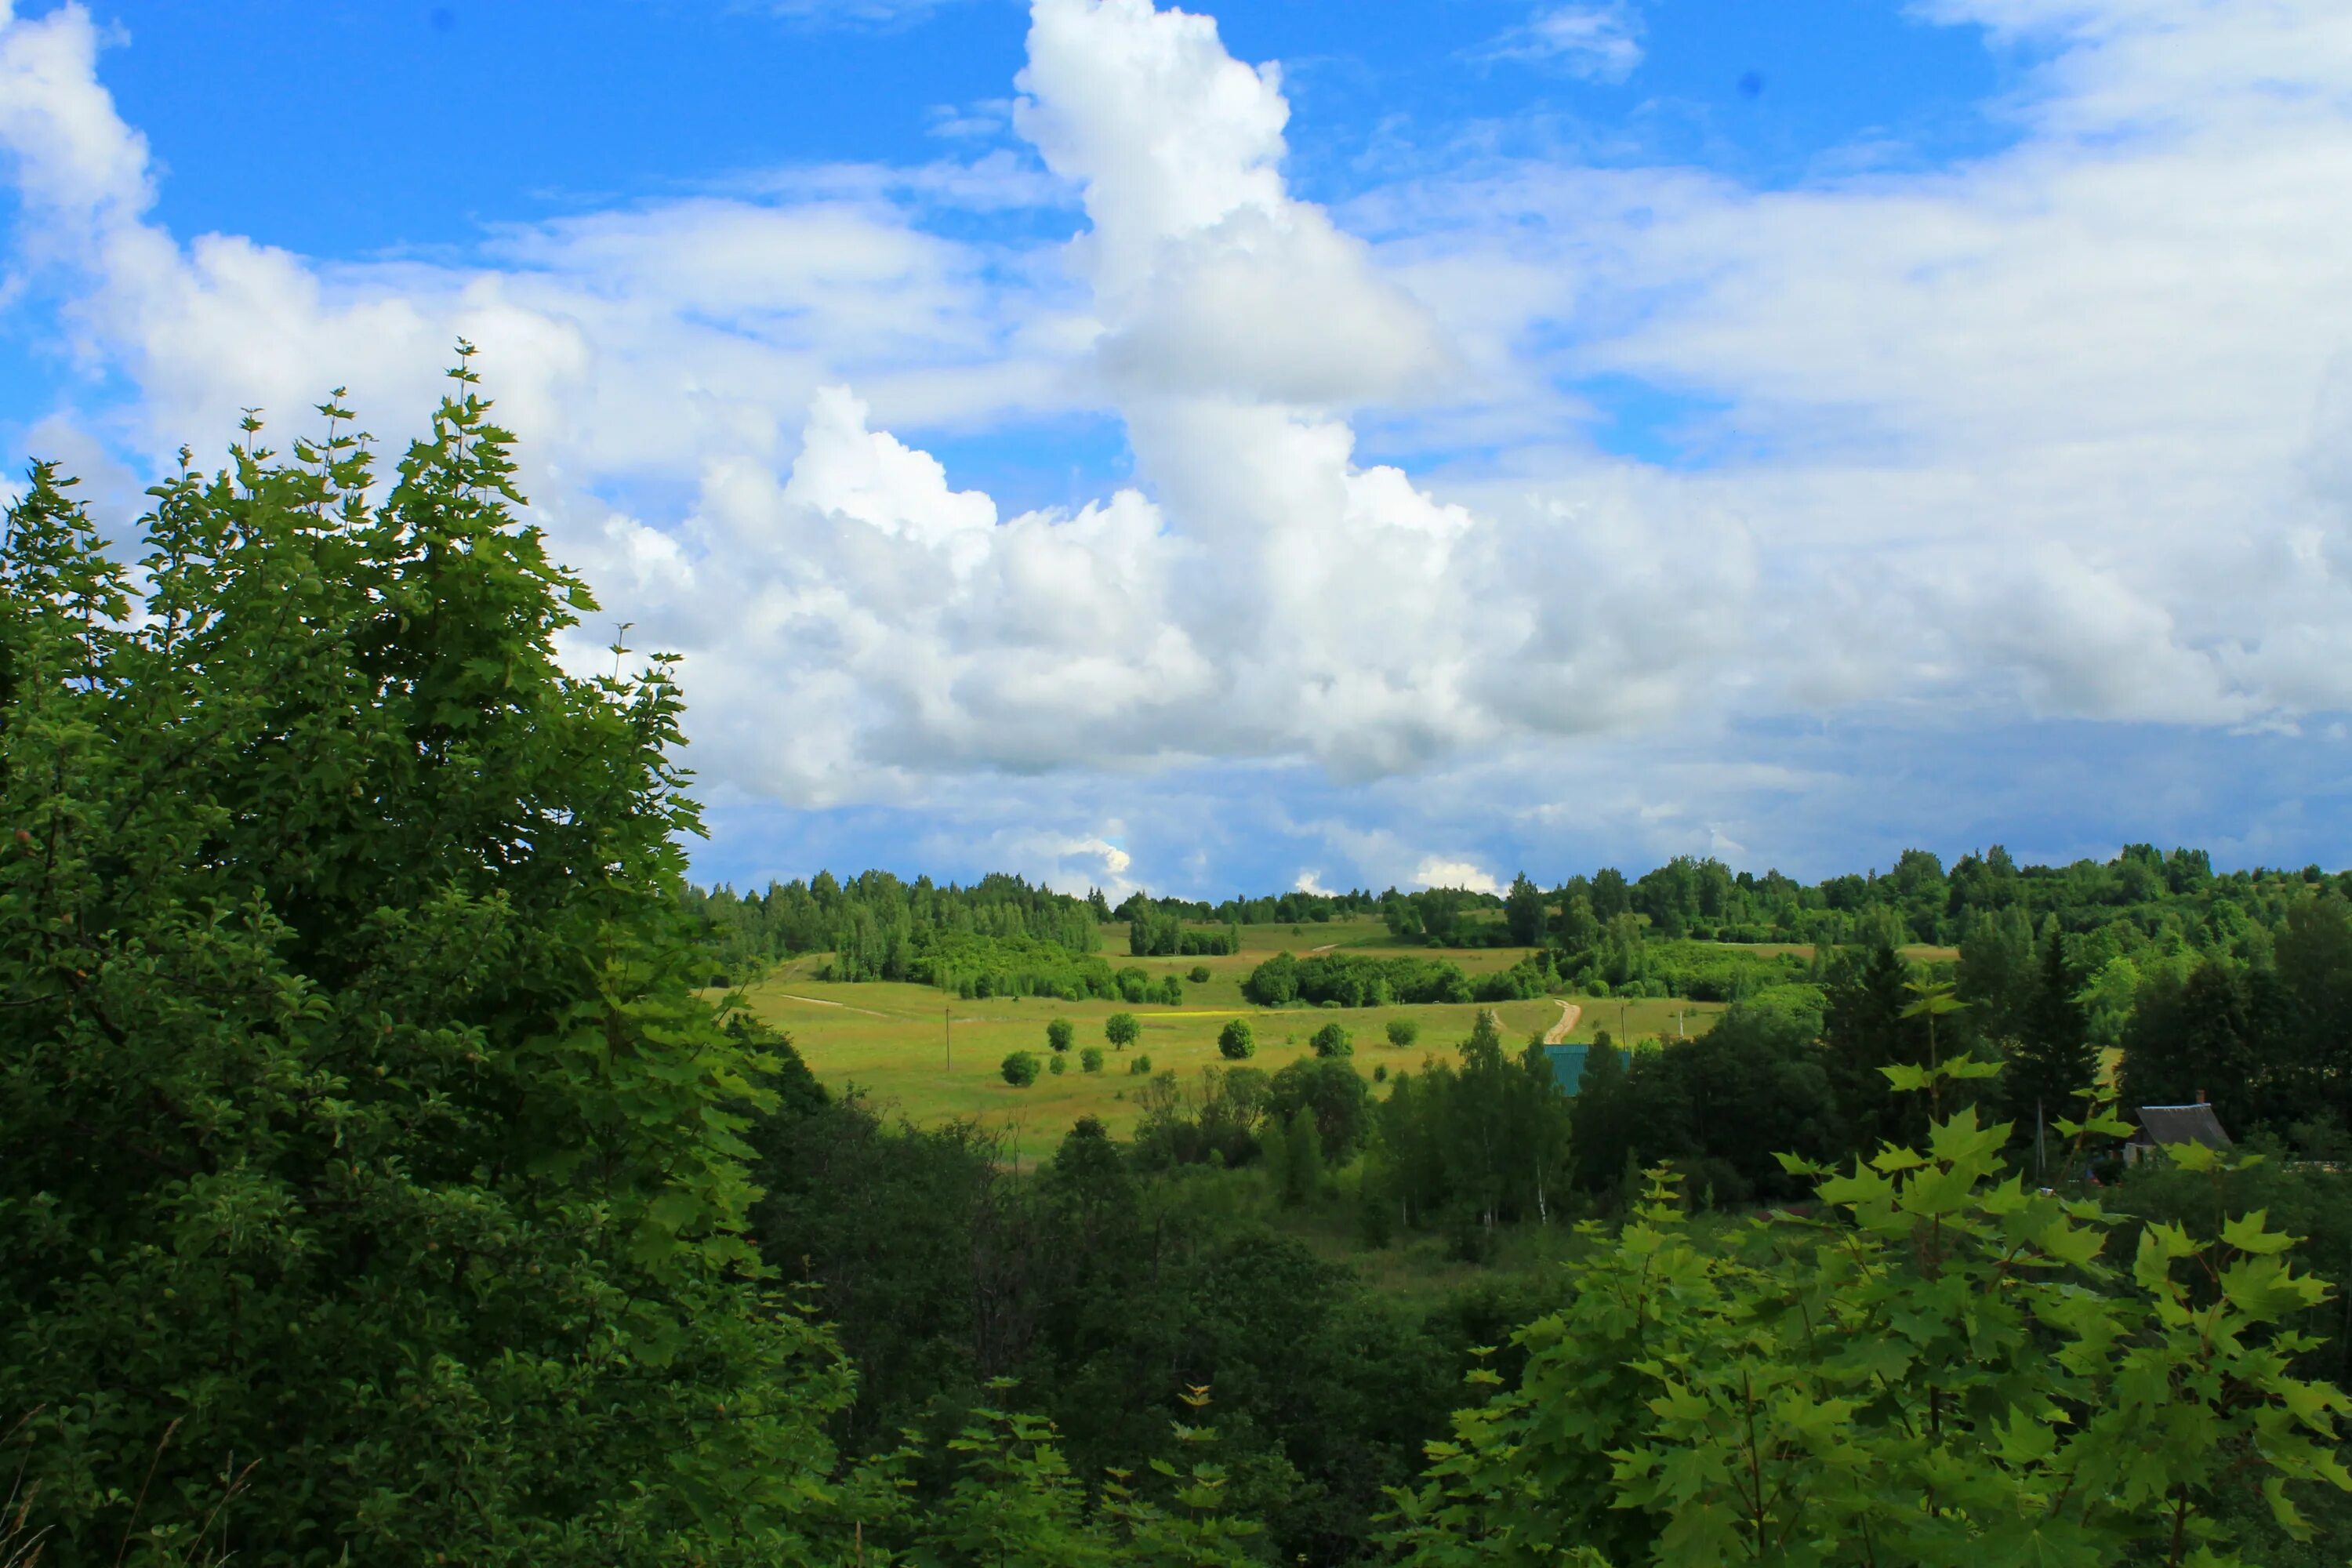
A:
[737,938,1723,1142]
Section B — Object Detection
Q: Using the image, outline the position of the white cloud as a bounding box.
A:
[9,0,2352,891]
[1293,869,1332,895]
[1483,3,1645,82]
[1410,857,1501,895]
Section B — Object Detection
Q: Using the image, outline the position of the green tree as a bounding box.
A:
[1391,1064,2352,1567]
[1104,1011,1140,1049]
[1311,1020,1354,1057]
[1080,1045,1104,1073]
[1822,943,1929,1150]
[1504,871,1546,946]
[0,374,851,1564]
[1278,1114,1322,1206]
[1554,891,1601,953]
[1269,1057,1373,1163]
[1386,1017,1421,1047]
[1047,1016,1075,1054]
[2006,927,2095,1171]
[1003,1050,1042,1086]
[1218,1019,1256,1061]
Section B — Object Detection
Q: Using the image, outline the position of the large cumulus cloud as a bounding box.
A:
[8,0,2352,890]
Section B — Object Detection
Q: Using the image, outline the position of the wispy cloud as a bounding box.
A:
[743,0,970,31]
[1479,2,1645,82]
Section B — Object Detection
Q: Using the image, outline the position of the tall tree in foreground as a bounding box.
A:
[0,365,850,1565]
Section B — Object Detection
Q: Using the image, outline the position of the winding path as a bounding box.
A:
[1541,999,1582,1045]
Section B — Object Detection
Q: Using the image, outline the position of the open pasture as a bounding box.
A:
[736,955,1722,1142]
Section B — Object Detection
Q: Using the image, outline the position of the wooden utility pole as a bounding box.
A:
[945,1005,952,1071]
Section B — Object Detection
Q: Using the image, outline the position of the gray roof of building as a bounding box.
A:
[2132,1103,2233,1149]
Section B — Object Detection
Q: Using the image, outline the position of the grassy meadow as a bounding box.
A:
[737,920,1727,1143]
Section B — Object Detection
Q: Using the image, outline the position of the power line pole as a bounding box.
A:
[945,1004,952,1072]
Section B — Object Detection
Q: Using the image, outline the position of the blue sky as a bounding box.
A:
[5,0,2352,896]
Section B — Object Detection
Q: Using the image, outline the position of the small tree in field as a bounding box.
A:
[1311,1021,1353,1058]
[1189,964,1211,983]
[1105,1011,1140,1049]
[1080,1046,1105,1073]
[1386,1018,1420,1048]
[1046,1017,1074,1054]
[1002,1051,1040,1087]
[1218,1019,1256,1061]
[1048,1052,1067,1076]
[1130,1053,1153,1075]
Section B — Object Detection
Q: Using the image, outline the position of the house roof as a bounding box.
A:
[2131,1103,2233,1149]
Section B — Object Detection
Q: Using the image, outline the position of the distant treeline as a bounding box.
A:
[1115,887,1384,925]
[1532,844,2350,949]
[681,869,1102,981]
[1238,935,1809,1010]
[682,851,2352,1011]
[829,931,1184,1005]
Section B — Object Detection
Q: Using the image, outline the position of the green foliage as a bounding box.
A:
[1050,1051,1069,1076]
[1245,951,1473,1007]
[1126,902,1241,958]
[1276,1114,1324,1206]
[909,930,1120,1001]
[1312,1021,1355,1057]
[1504,873,1548,946]
[0,374,851,1564]
[1387,1017,1421,1047]
[1105,1011,1141,1048]
[749,1094,1468,1563]
[1002,1050,1041,1087]
[1130,1053,1153,1076]
[687,868,1100,980]
[1388,1062,2352,1567]
[1270,1057,1374,1163]
[1367,1012,1575,1233]
[1080,1045,1105,1074]
[1570,989,1835,1207]
[1217,1019,1256,1061]
[1048,1017,1076,1053]
[1188,964,1212,983]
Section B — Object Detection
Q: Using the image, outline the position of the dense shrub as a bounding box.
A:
[1218,1019,1257,1060]
[913,929,1122,1000]
[1002,1051,1040,1087]
[1243,951,1473,1007]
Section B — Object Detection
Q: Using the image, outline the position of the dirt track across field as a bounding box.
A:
[1541,999,1581,1044]
[777,993,895,1018]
